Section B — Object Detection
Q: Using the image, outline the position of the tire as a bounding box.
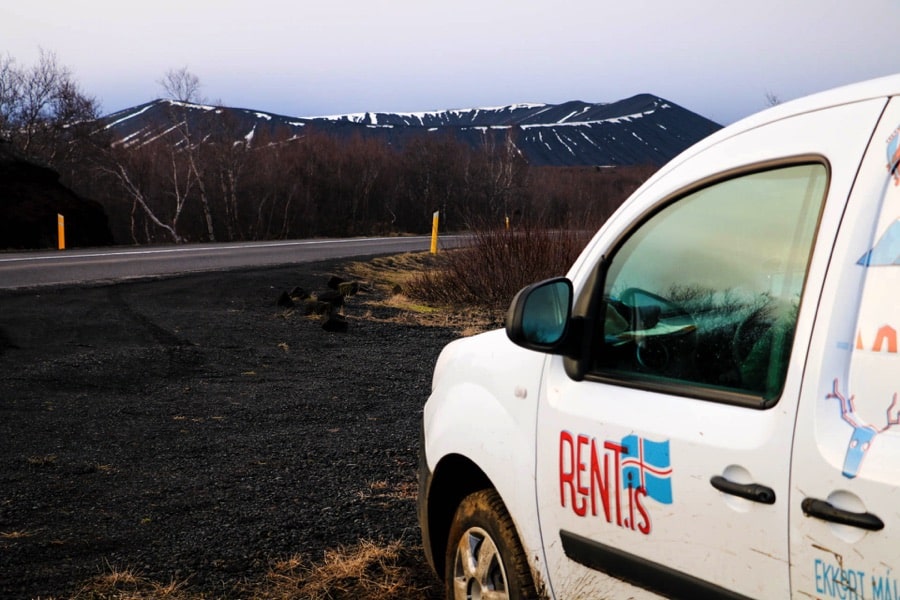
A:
[445,489,538,600]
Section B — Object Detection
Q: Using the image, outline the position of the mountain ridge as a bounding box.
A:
[99,93,722,167]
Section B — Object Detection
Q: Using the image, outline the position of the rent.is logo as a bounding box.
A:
[559,431,672,535]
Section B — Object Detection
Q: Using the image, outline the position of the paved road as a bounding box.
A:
[0,235,463,289]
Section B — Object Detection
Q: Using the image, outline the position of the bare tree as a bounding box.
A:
[765,91,782,107]
[155,67,216,240]
[159,67,203,104]
[474,127,527,224]
[98,142,185,243]
[177,115,216,241]
[0,54,23,135]
[0,49,100,162]
[207,110,254,240]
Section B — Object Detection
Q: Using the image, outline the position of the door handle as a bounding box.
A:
[801,497,884,531]
[710,475,776,504]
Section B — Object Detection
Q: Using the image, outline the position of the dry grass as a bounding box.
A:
[67,564,192,600]
[26,453,58,467]
[259,539,438,600]
[343,251,503,335]
[357,479,418,503]
[56,540,440,600]
[1,529,34,539]
[344,252,431,288]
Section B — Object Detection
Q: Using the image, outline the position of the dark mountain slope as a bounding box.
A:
[98,94,721,167]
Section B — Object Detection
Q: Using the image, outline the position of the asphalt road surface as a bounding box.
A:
[0,235,463,289]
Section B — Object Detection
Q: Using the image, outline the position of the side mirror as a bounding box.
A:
[505,278,573,353]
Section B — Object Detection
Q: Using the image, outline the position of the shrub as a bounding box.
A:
[405,222,593,314]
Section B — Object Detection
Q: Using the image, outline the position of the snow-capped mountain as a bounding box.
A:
[99,94,721,167]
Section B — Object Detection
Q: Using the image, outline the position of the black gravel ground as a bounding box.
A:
[0,259,459,598]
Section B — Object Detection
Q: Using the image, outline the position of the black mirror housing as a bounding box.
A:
[505,277,574,354]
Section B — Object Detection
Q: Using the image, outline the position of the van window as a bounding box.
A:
[592,163,827,403]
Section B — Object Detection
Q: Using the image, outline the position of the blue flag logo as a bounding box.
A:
[621,435,673,505]
[858,219,900,266]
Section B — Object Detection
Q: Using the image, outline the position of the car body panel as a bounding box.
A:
[422,330,551,587]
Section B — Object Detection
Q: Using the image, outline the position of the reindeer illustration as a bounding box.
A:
[827,379,900,478]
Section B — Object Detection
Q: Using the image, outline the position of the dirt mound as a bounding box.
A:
[0,139,113,249]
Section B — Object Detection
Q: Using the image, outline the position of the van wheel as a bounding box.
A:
[445,489,538,600]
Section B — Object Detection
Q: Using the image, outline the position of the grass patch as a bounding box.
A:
[343,252,440,299]
[260,539,439,600]
[26,454,58,467]
[343,252,499,333]
[69,564,191,599]
[357,479,418,503]
[1,529,33,540]
[59,540,440,600]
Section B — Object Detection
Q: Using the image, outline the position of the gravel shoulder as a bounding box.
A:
[0,259,459,598]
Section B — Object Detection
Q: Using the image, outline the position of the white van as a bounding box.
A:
[418,74,900,599]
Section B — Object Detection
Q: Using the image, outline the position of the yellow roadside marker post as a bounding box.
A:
[430,210,439,254]
[57,213,65,250]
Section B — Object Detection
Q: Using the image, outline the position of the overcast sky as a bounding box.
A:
[3,1,898,125]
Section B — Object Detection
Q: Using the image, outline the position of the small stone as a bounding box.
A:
[322,314,348,333]
[276,291,294,308]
